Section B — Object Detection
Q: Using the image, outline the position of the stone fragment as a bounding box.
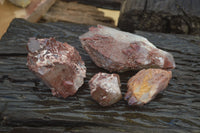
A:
[27,38,86,98]
[79,25,175,72]
[125,69,172,106]
[89,73,122,106]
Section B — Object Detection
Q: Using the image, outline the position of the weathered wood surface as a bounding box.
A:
[118,0,200,35]
[65,0,124,10]
[26,0,56,22]
[43,1,115,27]
[0,19,200,132]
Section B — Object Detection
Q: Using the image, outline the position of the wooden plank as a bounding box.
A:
[43,1,115,27]
[26,0,56,22]
[65,0,124,10]
[0,19,200,131]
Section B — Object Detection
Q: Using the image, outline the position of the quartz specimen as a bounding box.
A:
[79,25,175,72]
[125,69,172,106]
[27,37,86,98]
[89,72,122,106]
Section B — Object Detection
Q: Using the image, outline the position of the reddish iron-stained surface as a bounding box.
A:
[125,69,172,106]
[79,25,175,72]
[27,38,86,98]
[89,73,122,106]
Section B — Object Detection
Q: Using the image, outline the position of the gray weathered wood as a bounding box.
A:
[0,19,200,132]
[118,0,200,35]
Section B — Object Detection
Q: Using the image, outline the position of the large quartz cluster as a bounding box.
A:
[79,25,175,72]
[27,38,86,98]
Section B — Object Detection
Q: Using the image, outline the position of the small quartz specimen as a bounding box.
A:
[79,25,175,72]
[89,72,122,106]
[125,69,172,106]
[27,38,86,98]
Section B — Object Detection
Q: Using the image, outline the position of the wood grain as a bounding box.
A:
[0,19,200,132]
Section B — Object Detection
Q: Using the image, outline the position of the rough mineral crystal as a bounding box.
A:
[79,25,175,72]
[89,72,122,106]
[27,38,86,98]
[125,69,172,106]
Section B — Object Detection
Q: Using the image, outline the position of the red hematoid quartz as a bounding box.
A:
[125,69,172,106]
[79,25,175,72]
[89,73,122,106]
[27,38,86,98]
